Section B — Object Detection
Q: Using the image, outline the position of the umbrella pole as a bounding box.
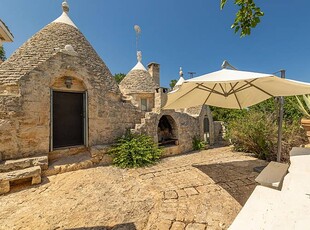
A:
[277,70,286,162]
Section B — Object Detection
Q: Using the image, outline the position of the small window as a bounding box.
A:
[141,98,148,111]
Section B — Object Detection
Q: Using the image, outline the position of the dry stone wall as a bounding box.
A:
[134,110,202,154]
[0,52,144,160]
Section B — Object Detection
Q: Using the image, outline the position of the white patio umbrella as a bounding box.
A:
[164,68,310,162]
[164,69,310,110]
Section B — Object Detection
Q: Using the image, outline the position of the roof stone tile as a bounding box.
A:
[119,68,157,94]
[0,22,118,93]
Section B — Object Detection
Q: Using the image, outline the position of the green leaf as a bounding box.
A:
[296,96,310,118]
[220,0,228,10]
[303,95,310,111]
[221,0,264,37]
[108,132,162,168]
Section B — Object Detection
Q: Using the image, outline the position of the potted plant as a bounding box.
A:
[296,95,310,142]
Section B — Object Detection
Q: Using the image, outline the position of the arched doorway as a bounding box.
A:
[204,116,210,143]
[50,76,88,150]
[157,115,178,146]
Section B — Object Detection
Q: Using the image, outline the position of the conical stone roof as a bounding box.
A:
[119,53,157,94]
[0,6,118,93]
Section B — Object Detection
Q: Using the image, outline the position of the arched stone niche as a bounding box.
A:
[157,115,179,146]
[51,75,87,92]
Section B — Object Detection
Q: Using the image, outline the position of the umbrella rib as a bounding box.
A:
[230,83,242,109]
[232,79,257,94]
[173,84,202,102]
[227,82,240,95]
[197,84,224,96]
[234,85,253,93]
[203,83,218,105]
[219,83,228,97]
[244,80,274,97]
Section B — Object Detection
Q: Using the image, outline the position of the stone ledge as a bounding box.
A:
[0,155,48,173]
[255,161,289,190]
[90,144,111,158]
[161,145,181,157]
[43,150,113,177]
[49,146,88,161]
[0,166,41,194]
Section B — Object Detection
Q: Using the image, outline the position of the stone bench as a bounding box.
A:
[230,148,310,229]
[255,161,289,190]
[0,166,41,194]
[0,155,48,173]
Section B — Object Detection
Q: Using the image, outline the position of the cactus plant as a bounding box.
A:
[296,95,310,119]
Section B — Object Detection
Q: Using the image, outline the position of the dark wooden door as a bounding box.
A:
[53,91,84,148]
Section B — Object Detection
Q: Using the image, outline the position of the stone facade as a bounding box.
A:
[0,22,144,160]
[131,109,203,154]
[0,4,218,189]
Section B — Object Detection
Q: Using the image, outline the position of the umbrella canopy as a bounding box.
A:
[164,69,310,110]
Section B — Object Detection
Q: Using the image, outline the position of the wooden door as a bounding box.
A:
[52,91,84,148]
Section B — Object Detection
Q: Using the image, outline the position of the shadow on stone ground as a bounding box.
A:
[66,222,136,230]
[193,159,268,206]
[5,176,51,195]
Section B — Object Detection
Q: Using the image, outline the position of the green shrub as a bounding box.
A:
[281,120,308,159]
[108,132,162,168]
[226,110,307,162]
[226,111,277,160]
[192,136,206,151]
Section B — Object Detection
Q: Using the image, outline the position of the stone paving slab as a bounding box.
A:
[0,147,267,230]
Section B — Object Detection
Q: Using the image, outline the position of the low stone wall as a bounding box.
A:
[134,110,202,154]
[214,121,226,143]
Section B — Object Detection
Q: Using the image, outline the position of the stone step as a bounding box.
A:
[131,128,139,134]
[0,166,41,194]
[135,123,143,130]
[0,155,48,173]
[43,151,111,177]
[48,146,88,161]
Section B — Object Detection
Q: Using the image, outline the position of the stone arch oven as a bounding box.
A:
[157,115,178,146]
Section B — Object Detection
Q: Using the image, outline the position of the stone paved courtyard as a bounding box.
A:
[0,147,267,230]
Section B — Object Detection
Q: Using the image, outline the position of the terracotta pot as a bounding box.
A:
[301,118,310,142]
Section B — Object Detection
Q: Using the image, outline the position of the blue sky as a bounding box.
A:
[1,0,310,87]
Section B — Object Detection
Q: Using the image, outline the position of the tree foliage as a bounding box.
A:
[212,97,307,162]
[169,79,177,90]
[221,0,264,37]
[0,46,6,62]
[114,73,126,84]
[212,97,303,123]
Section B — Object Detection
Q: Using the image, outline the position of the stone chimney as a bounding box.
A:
[148,62,160,87]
